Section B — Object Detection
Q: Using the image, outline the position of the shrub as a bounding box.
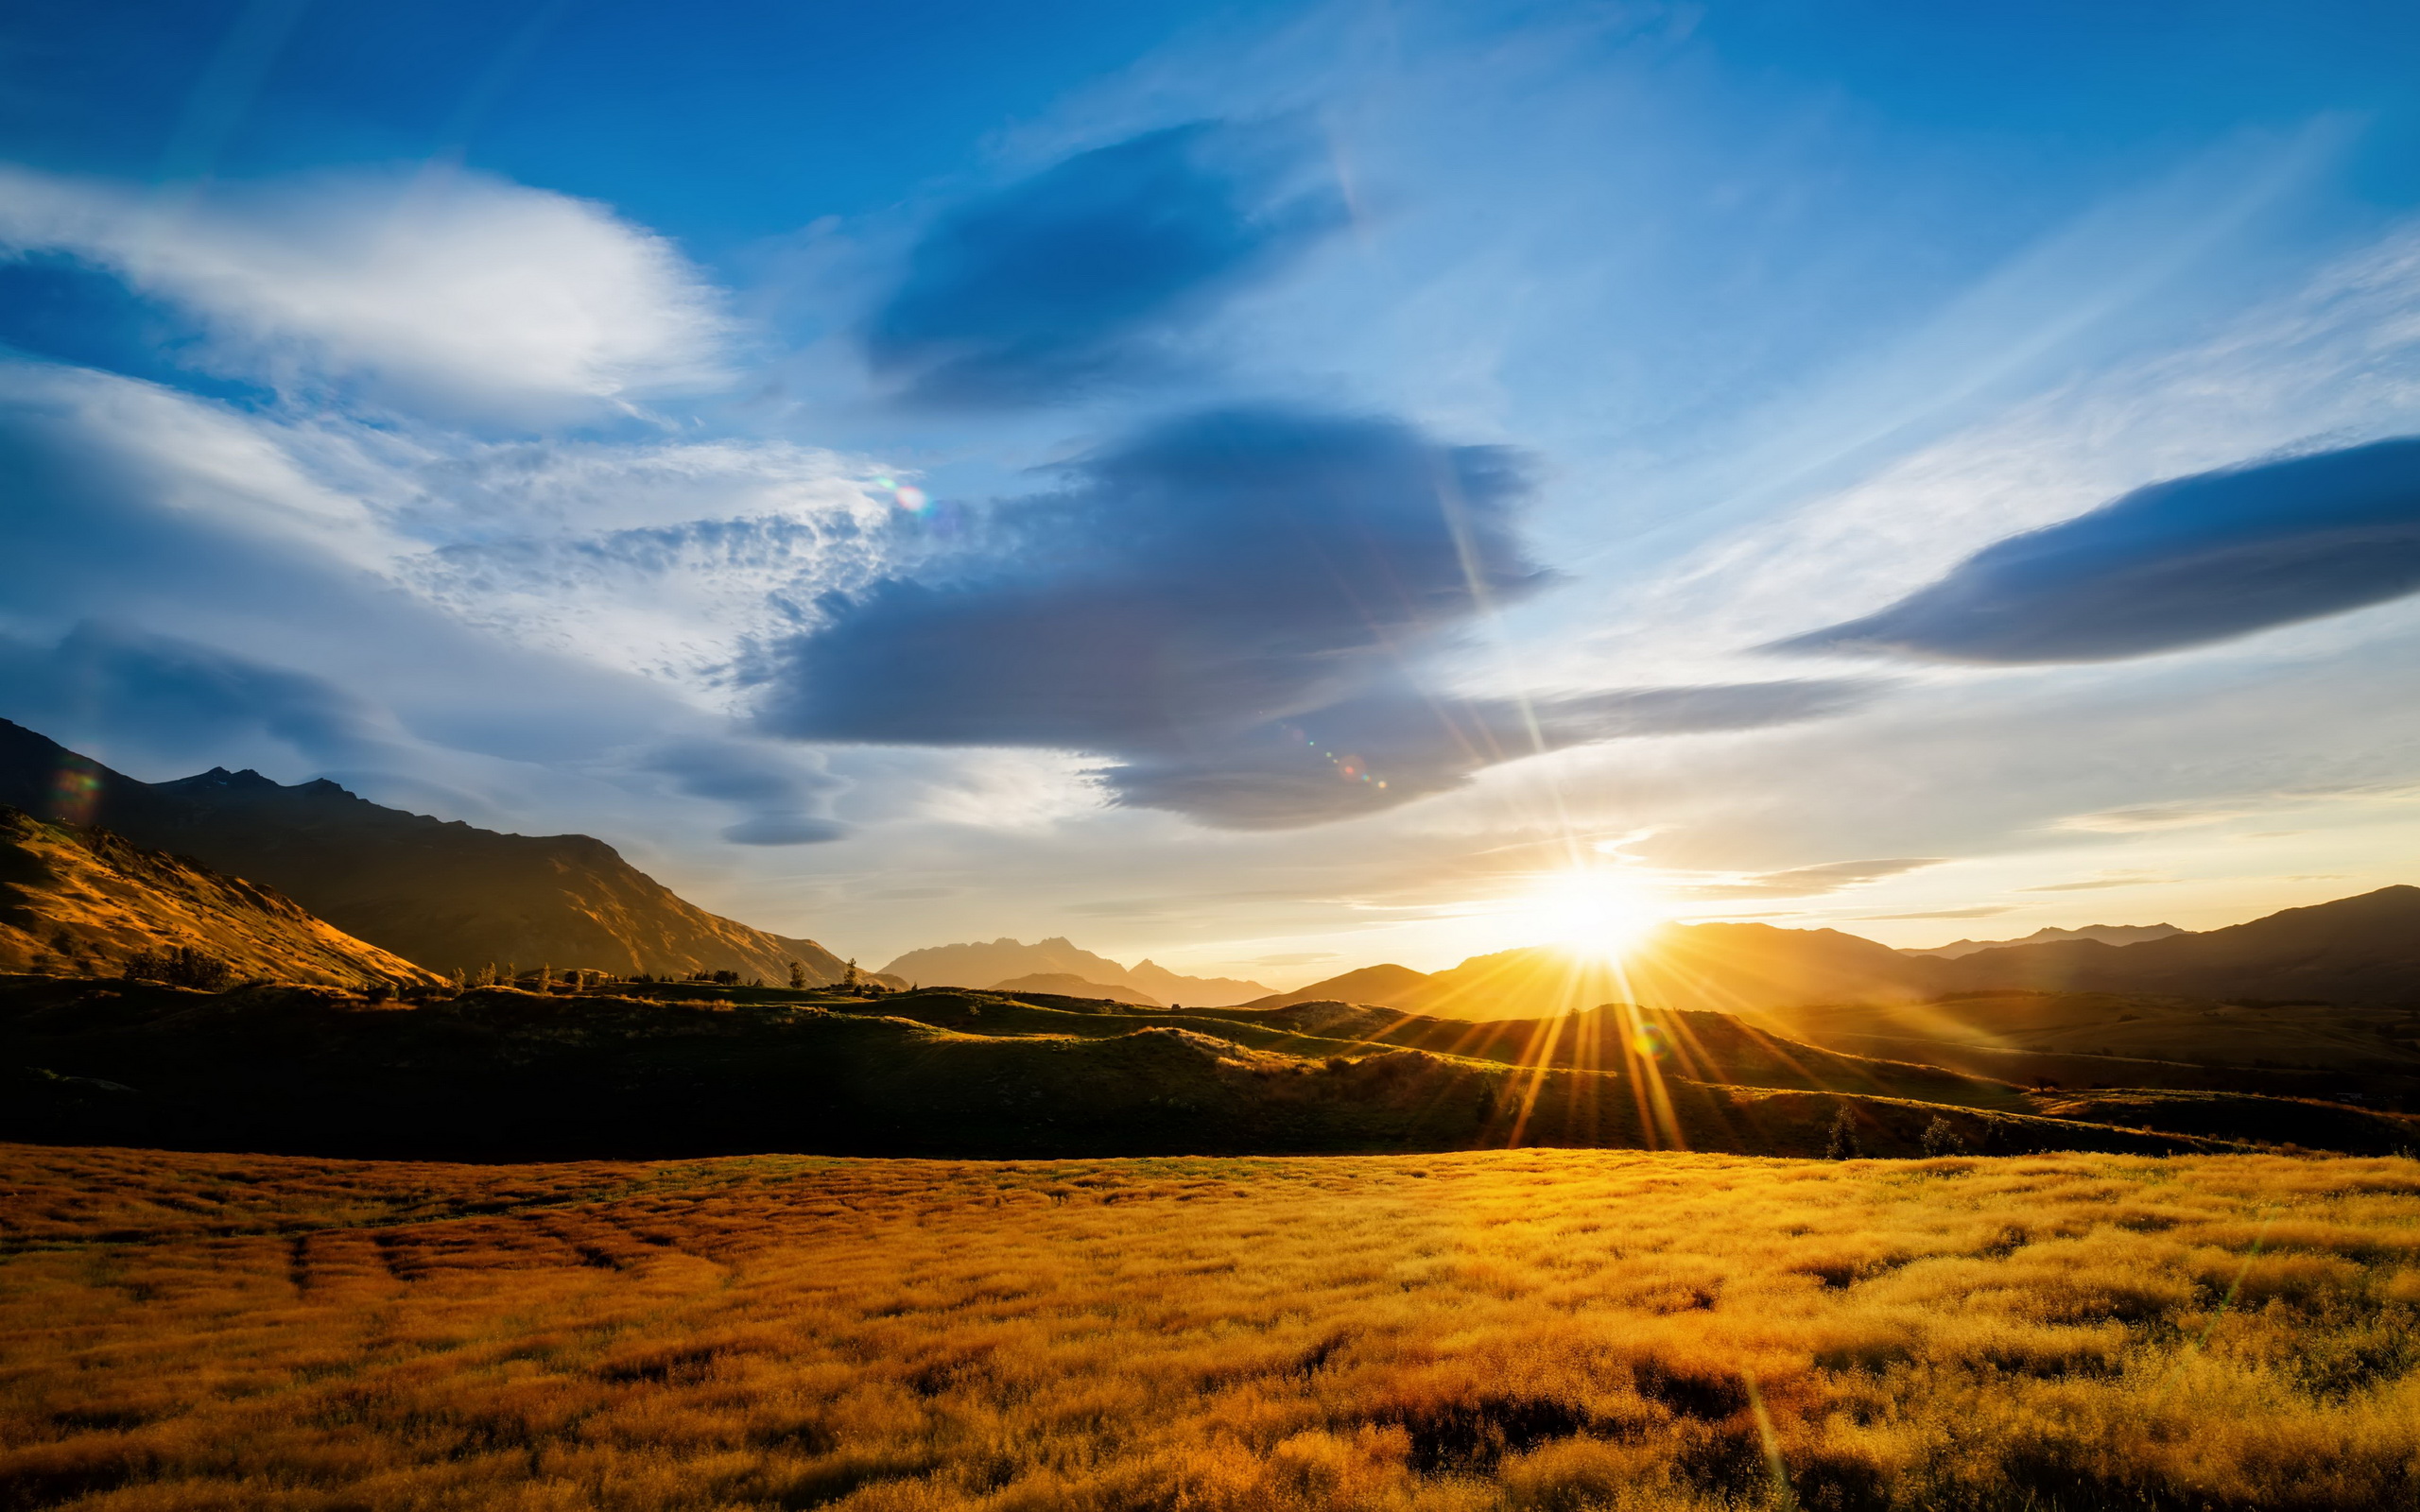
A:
[122,945,234,991]
[787,960,808,989]
[1920,1116,1968,1158]
[1824,1105,1861,1160]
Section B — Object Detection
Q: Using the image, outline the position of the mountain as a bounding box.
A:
[1248,891,2419,1023]
[0,806,437,987]
[1245,926,1935,1022]
[1242,963,1433,1010]
[1909,923,2183,958]
[1939,886,2420,1004]
[990,972,1165,1005]
[881,936,1268,1005]
[0,719,865,983]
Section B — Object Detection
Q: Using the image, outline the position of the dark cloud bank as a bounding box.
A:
[1776,436,2420,662]
[762,405,1873,827]
[863,123,1346,407]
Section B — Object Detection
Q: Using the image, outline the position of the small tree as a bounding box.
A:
[842,958,861,989]
[1920,1116,1968,1159]
[1824,1105,1862,1160]
[787,959,807,990]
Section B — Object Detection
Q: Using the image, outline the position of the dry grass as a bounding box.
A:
[5,1143,2419,1511]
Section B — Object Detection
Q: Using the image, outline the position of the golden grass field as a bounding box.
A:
[5,1143,2419,1512]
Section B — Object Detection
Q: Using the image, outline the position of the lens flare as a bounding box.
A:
[49,759,102,826]
[893,485,928,511]
[1630,1021,1669,1059]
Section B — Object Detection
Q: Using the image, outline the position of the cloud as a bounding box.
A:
[1770,436,2420,663]
[1672,856,1943,900]
[2018,872,2171,892]
[1855,907,2014,919]
[863,123,1345,406]
[0,163,730,421]
[0,621,415,779]
[760,404,1876,826]
[641,738,847,846]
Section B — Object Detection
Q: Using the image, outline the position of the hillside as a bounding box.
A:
[1910,922,2183,957]
[990,971,1164,1005]
[0,808,438,988]
[881,935,1267,1004]
[0,719,862,983]
[0,974,2252,1160]
[1771,988,2420,1083]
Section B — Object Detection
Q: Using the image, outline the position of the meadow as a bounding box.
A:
[5,1142,2418,1511]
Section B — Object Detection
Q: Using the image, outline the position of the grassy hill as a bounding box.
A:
[0,807,437,988]
[8,972,2366,1160]
[1770,988,2420,1080]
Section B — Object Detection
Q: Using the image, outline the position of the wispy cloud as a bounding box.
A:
[0,163,731,421]
[2019,872,2173,892]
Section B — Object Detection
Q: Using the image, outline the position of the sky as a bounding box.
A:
[4,0,2420,987]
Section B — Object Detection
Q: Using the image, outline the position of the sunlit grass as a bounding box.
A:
[5,1143,2418,1510]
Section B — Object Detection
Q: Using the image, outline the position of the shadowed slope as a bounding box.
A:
[0,719,860,983]
[0,808,438,988]
[0,978,2228,1160]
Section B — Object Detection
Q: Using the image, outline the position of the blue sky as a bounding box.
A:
[5,0,2420,981]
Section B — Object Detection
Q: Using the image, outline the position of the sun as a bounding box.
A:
[1515,869,1668,963]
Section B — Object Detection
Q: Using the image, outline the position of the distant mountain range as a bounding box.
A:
[1253,888,2420,1018]
[1929,887,2420,1003]
[0,806,435,986]
[881,936,1269,1005]
[1908,923,2183,958]
[0,719,873,984]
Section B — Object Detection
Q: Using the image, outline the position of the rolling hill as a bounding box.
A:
[989,971,1164,1005]
[0,807,438,988]
[0,973,2250,1160]
[881,936,1268,1004]
[0,719,868,984]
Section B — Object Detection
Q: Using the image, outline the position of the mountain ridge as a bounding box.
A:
[1248,888,2420,1020]
[1907,922,2184,958]
[0,719,870,983]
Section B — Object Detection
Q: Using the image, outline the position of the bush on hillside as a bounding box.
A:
[123,946,234,991]
[1824,1104,1861,1160]
[1920,1115,1968,1158]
